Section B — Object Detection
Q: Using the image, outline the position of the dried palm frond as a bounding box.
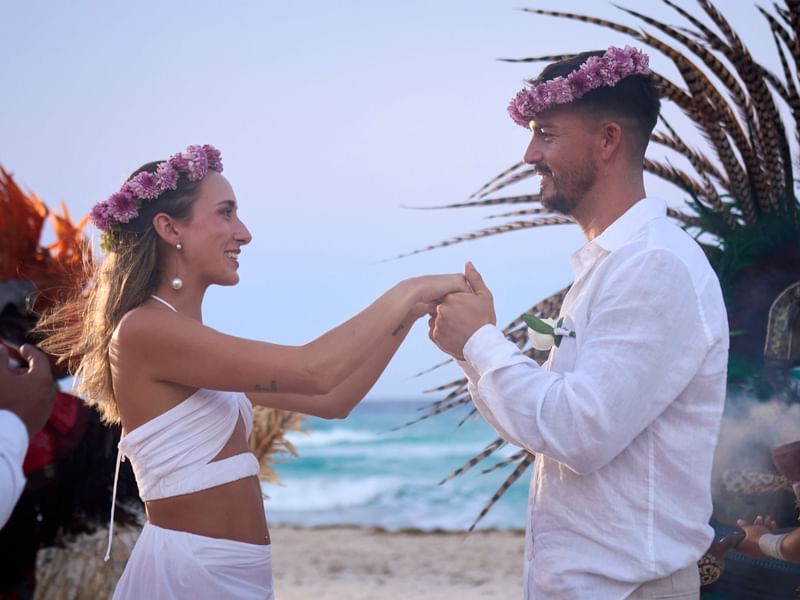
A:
[438,438,507,485]
[389,216,573,260]
[467,454,535,532]
[249,406,304,484]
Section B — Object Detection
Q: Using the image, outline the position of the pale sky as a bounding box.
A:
[3,1,775,399]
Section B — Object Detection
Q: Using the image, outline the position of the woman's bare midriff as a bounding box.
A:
[145,474,270,545]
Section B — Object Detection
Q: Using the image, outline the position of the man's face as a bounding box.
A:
[522,107,599,216]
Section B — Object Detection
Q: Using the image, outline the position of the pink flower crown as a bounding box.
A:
[508,46,650,128]
[90,144,223,237]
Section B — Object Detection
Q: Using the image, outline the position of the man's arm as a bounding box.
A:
[434,252,721,474]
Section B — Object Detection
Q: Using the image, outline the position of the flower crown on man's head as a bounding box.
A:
[89,144,223,248]
[507,45,650,128]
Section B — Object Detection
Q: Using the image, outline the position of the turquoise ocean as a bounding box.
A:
[263,400,529,531]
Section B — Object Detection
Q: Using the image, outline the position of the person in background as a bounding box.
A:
[0,343,56,527]
[736,515,800,564]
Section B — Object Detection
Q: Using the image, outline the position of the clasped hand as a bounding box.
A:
[0,344,57,437]
[428,262,496,361]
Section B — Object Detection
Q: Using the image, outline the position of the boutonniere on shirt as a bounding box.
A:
[523,314,576,351]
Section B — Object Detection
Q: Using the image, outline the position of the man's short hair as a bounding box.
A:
[536,50,661,156]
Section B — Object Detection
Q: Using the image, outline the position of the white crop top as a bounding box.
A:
[103,295,260,561]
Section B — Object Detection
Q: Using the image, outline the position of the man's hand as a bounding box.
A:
[429,262,496,360]
[0,344,57,437]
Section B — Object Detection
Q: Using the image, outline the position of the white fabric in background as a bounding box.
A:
[0,409,28,527]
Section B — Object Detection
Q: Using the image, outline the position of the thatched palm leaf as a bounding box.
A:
[666,207,703,228]
[467,454,535,532]
[422,378,465,395]
[618,6,778,213]
[755,7,800,113]
[392,394,472,430]
[413,357,454,378]
[477,167,539,198]
[391,216,573,260]
[696,0,791,208]
[438,438,507,484]
[468,161,526,199]
[650,131,726,186]
[481,450,529,475]
[644,158,709,201]
[486,207,552,219]
[404,194,541,210]
[249,406,304,484]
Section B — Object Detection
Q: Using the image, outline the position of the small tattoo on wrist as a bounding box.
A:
[391,323,405,336]
[256,381,278,393]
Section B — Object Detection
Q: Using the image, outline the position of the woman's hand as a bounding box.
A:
[404,274,470,306]
[736,515,778,558]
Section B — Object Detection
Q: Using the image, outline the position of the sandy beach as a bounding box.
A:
[34,523,525,599]
[271,525,525,600]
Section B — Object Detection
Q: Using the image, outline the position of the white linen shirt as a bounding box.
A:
[0,409,28,527]
[460,197,728,599]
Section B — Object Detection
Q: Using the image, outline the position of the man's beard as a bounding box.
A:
[539,155,598,216]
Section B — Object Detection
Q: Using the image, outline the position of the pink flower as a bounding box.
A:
[124,171,161,200]
[90,144,225,238]
[182,145,209,182]
[155,162,179,192]
[506,46,650,128]
[107,191,139,223]
[203,144,223,172]
[89,201,112,231]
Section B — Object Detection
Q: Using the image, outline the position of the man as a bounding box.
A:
[0,343,57,527]
[430,46,728,599]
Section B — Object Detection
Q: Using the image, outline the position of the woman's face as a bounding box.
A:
[178,171,252,287]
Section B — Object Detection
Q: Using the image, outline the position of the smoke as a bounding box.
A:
[711,392,800,521]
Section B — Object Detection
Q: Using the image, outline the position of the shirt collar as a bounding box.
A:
[593,196,667,253]
[569,197,667,278]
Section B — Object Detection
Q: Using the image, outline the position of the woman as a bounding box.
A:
[40,144,468,599]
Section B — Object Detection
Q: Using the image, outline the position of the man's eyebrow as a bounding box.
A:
[217,199,237,208]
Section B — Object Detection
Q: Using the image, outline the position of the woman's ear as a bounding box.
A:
[152,213,182,245]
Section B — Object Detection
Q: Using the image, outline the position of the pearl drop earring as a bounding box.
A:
[171,241,183,290]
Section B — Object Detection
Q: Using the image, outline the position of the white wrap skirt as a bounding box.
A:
[113,523,274,599]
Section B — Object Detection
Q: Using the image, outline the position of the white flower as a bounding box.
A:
[527,317,559,351]
[523,314,576,352]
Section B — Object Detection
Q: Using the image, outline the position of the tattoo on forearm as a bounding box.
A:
[391,323,405,337]
[255,381,278,393]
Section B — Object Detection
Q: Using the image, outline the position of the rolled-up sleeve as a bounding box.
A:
[462,250,712,474]
[0,410,28,527]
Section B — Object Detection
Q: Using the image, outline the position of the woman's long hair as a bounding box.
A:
[38,161,203,423]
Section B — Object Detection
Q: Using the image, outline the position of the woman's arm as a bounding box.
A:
[113,275,467,398]
[246,303,424,418]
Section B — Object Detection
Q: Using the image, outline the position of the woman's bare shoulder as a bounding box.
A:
[113,304,180,354]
